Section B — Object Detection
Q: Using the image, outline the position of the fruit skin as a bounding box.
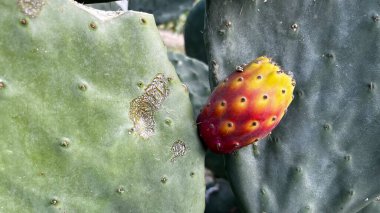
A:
[197,56,295,154]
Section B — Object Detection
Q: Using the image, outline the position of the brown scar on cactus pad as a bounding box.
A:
[129,73,170,139]
[170,140,190,162]
[0,81,5,89]
[197,56,295,154]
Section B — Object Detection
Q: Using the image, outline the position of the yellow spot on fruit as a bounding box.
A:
[260,63,278,75]
[245,120,260,132]
[270,93,288,110]
[214,100,227,117]
[263,72,292,89]
[263,115,280,128]
[253,94,270,113]
[219,121,235,135]
[231,96,248,112]
[243,56,272,73]
[243,56,295,94]
[230,76,245,89]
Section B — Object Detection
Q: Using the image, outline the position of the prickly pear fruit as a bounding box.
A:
[197,56,295,154]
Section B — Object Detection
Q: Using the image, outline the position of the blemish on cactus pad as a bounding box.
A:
[18,0,45,18]
[0,81,5,89]
[170,140,189,162]
[140,18,147,24]
[129,74,169,139]
[60,138,70,148]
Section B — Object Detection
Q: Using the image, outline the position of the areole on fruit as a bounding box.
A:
[197,56,295,154]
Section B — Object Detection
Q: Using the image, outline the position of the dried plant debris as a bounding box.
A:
[130,74,170,138]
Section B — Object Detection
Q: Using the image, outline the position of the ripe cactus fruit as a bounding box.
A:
[197,56,295,154]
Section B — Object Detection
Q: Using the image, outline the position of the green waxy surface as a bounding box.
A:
[205,178,240,213]
[206,0,380,212]
[129,0,193,24]
[86,2,123,12]
[168,52,210,117]
[0,0,205,212]
[168,52,226,178]
[89,0,194,24]
[184,0,207,63]
[359,198,380,213]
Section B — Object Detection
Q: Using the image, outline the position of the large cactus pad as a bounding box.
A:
[0,0,205,212]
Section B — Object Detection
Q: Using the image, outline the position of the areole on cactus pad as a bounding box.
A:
[197,56,295,154]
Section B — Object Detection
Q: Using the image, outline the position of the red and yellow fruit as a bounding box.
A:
[197,56,296,154]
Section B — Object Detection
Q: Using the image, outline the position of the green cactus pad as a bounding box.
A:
[89,0,194,25]
[0,0,205,212]
[129,0,193,24]
[205,178,240,213]
[206,0,380,212]
[359,198,380,213]
[168,52,210,117]
[168,52,226,178]
[184,0,207,63]
[86,2,122,12]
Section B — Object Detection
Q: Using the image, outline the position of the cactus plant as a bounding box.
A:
[0,0,205,211]
[168,52,227,179]
[184,0,207,63]
[205,0,380,212]
[359,198,380,213]
[86,2,123,12]
[205,178,240,213]
[87,0,193,24]
[168,52,210,118]
[128,0,193,24]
